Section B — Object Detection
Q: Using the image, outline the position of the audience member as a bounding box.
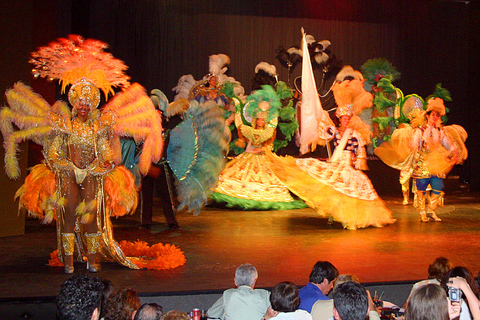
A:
[311,274,380,320]
[162,310,191,320]
[442,267,480,320]
[298,261,338,313]
[405,283,460,320]
[477,270,480,294]
[207,263,270,320]
[104,288,142,320]
[56,274,105,320]
[332,281,374,320]
[134,303,164,320]
[263,282,312,320]
[410,257,453,294]
[100,279,115,319]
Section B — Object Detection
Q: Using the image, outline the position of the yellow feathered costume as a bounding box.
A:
[0,35,185,271]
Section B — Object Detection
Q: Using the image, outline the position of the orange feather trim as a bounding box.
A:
[48,250,64,267]
[104,166,138,217]
[119,240,186,270]
[15,164,57,219]
[48,240,186,270]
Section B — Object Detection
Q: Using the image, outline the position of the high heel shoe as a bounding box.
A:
[64,265,74,274]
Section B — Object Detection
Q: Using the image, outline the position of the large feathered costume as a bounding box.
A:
[0,35,185,271]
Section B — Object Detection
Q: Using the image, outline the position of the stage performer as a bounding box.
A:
[139,92,185,230]
[0,35,188,273]
[266,79,396,230]
[376,98,467,222]
[210,84,306,210]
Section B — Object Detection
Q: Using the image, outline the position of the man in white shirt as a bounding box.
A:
[207,263,270,320]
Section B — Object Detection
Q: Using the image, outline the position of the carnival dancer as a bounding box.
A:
[0,35,186,273]
[266,80,396,230]
[141,89,229,225]
[210,84,306,210]
[375,98,468,222]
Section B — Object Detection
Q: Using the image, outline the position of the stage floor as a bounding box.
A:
[0,191,479,300]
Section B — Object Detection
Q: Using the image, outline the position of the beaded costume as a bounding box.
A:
[267,81,395,230]
[1,35,185,272]
[375,97,467,222]
[211,84,306,210]
[263,31,395,229]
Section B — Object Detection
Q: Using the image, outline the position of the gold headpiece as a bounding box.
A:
[29,34,130,107]
[68,78,101,108]
[335,104,354,118]
[255,111,269,119]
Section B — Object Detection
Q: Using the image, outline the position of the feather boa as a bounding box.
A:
[48,240,186,270]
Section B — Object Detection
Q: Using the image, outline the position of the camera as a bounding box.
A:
[448,287,462,302]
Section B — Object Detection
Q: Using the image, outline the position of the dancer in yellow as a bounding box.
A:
[1,35,185,273]
[267,80,396,230]
[211,84,306,210]
[375,97,468,222]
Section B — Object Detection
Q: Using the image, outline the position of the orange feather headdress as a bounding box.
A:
[29,34,130,108]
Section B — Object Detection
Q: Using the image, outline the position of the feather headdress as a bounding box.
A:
[29,34,130,107]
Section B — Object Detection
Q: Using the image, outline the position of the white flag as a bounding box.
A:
[298,28,333,155]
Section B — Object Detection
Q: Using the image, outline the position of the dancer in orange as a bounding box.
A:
[0,35,187,273]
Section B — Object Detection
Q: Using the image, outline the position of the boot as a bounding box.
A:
[61,233,75,274]
[402,190,409,205]
[428,193,442,222]
[327,215,334,225]
[85,232,101,272]
[417,192,429,223]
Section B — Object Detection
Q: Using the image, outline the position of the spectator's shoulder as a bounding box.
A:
[253,288,271,297]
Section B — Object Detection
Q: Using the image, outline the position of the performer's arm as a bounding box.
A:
[353,130,368,170]
[45,134,70,169]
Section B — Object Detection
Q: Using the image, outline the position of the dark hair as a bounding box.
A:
[440,266,479,309]
[100,279,115,319]
[270,282,300,313]
[405,283,449,320]
[104,287,142,320]
[428,257,452,282]
[56,274,105,320]
[134,303,163,320]
[309,261,338,284]
[333,282,368,320]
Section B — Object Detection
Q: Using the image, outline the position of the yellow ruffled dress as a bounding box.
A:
[265,151,396,230]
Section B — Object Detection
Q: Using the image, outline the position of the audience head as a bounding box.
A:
[270,281,301,313]
[134,303,163,320]
[104,287,142,320]
[162,310,191,320]
[56,274,105,320]
[235,263,258,288]
[309,261,338,295]
[477,269,480,291]
[309,261,338,284]
[441,266,479,297]
[405,283,449,320]
[427,257,453,282]
[100,279,115,319]
[332,281,369,320]
[333,274,360,290]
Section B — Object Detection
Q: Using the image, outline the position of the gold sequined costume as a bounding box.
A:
[0,35,188,272]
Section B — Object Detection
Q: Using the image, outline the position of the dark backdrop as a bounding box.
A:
[2,0,479,191]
